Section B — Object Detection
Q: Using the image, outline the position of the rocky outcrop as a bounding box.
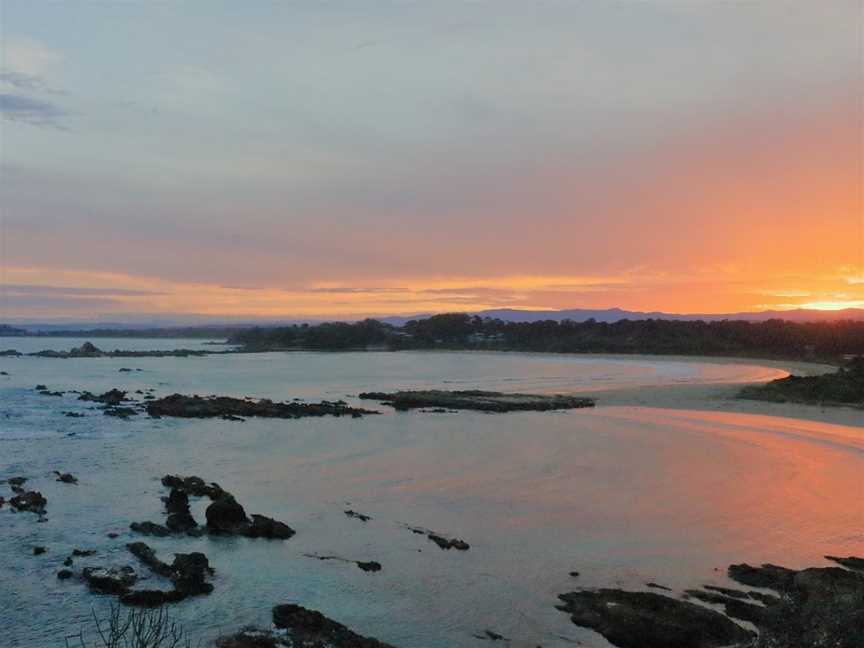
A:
[272,604,397,647]
[10,491,47,514]
[359,389,595,412]
[205,496,295,539]
[556,589,755,648]
[82,566,138,595]
[146,394,377,419]
[557,558,864,648]
[123,542,214,606]
[403,525,469,551]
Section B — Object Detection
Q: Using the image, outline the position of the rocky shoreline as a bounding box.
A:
[358,389,595,412]
[557,559,864,648]
[738,357,864,407]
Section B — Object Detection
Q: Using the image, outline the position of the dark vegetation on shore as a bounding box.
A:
[738,357,864,406]
[229,314,864,361]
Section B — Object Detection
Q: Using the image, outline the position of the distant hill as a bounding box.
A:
[381,307,864,326]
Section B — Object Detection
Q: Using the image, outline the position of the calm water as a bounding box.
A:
[1,340,862,647]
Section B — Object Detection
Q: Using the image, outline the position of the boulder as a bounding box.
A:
[82,566,137,595]
[206,495,249,532]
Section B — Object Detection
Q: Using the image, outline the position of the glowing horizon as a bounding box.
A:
[1,1,861,321]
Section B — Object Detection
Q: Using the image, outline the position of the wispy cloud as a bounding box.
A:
[0,93,67,127]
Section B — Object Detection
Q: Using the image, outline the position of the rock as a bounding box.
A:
[120,589,185,607]
[119,368,132,372]
[103,406,138,418]
[79,389,127,405]
[146,393,377,419]
[357,561,382,572]
[82,566,137,595]
[428,533,469,551]
[130,521,171,537]
[54,471,78,484]
[345,509,371,522]
[358,389,595,412]
[161,475,227,500]
[727,563,795,590]
[10,491,47,514]
[63,557,73,567]
[826,555,864,572]
[163,488,190,513]
[126,542,173,576]
[206,495,249,533]
[215,629,282,647]
[556,589,755,648]
[57,569,73,580]
[34,385,47,391]
[166,511,198,533]
[6,476,27,488]
[243,514,295,540]
[123,542,214,605]
[569,571,580,578]
[107,532,119,539]
[33,546,47,555]
[171,552,214,595]
[72,549,96,557]
[272,604,397,647]
[473,630,506,641]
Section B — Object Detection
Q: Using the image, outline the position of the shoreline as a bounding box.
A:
[582,357,862,428]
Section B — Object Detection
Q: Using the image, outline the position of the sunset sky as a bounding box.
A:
[1,1,862,321]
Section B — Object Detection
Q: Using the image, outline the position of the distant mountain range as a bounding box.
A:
[380,307,864,326]
[3,307,863,334]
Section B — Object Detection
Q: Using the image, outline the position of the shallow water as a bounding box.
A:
[1,342,862,647]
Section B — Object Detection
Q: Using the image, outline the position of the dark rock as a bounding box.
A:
[120,589,185,607]
[345,509,371,522]
[33,546,46,555]
[103,406,138,418]
[826,555,864,572]
[161,475,227,500]
[79,389,127,405]
[119,368,132,372]
[57,569,73,580]
[63,557,73,567]
[54,471,78,484]
[428,533,469,551]
[10,491,46,514]
[569,571,580,578]
[359,389,595,412]
[206,495,249,532]
[126,542,173,576]
[72,549,96,557]
[7,476,27,487]
[556,589,755,648]
[357,561,382,572]
[215,629,281,647]
[130,521,171,537]
[107,532,119,539]
[728,563,795,590]
[166,511,198,533]
[272,604,396,647]
[35,385,47,391]
[646,582,673,591]
[243,513,295,540]
[147,393,376,419]
[82,565,137,595]
[473,630,506,641]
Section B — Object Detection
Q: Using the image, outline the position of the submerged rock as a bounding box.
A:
[345,509,372,522]
[54,471,78,484]
[359,389,595,412]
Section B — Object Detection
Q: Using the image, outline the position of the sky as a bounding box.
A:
[0,1,862,322]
